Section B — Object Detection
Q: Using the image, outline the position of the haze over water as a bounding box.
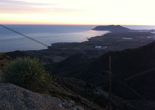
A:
[0,25,154,52]
[0,25,108,52]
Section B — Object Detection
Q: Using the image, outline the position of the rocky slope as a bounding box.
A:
[0,83,85,110]
[53,76,136,110]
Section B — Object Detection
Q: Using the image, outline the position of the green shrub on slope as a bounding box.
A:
[2,57,51,92]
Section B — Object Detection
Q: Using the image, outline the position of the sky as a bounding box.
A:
[0,0,155,25]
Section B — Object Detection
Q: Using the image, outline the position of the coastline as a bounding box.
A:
[0,25,107,53]
[4,31,155,63]
[1,25,155,53]
[2,25,155,61]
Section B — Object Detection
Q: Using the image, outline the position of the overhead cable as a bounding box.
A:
[0,24,50,47]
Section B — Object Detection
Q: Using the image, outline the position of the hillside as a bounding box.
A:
[0,52,11,70]
[109,68,155,100]
[54,41,155,86]
[0,52,137,110]
[50,40,155,109]
[53,54,91,77]
[53,76,136,110]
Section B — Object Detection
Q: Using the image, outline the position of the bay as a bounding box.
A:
[0,25,108,52]
[0,25,154,52]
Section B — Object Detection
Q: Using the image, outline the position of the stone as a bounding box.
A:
[71,107,77,110]
[58,103,62,107]
[66,103,72,108]
[77,106,84,110]
[61,102,66,106]
[70,100,75,106]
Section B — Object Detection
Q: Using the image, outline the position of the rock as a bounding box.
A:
[66,103,72,108]
[70,100,75,106]
[71,107,77,110]
[77,106,84,110]
[59,100,84,110]
[0,83,65,110]
[62,102,66,106]
[58,103,63,107]
[0,83,85,110]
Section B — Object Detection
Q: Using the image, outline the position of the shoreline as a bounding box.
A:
[1,25,154,53]
[3,31,155,63]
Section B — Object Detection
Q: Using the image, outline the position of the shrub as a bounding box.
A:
[2,57,52,92]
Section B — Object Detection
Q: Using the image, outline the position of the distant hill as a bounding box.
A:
[92,25,131,32]
[5,50,29,59]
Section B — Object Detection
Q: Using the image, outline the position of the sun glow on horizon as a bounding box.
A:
[0,0,155,25]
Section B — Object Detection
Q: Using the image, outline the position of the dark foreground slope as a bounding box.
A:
[54,41,155,86]
[52,40,155,109]
[1,52,136,110]
[102,68,155,110]
[109,68,155,100]
[53,76,136,110]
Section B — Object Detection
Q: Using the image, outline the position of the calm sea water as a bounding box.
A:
[0,25,155,52]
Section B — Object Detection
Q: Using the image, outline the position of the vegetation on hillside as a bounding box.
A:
[0,52,11,70]
[0,54,136,110]
[0,56,104,110]
[2,57,52,92]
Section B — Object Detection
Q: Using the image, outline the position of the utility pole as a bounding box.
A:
[108,56,112,110]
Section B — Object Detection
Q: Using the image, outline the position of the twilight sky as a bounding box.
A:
[0,0,155,25]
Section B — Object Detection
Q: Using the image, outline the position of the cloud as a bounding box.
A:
[0,0,58,14]
[0,0,56,7]
[0,0,88,15]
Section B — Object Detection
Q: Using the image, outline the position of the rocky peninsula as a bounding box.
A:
[92,25,131,32]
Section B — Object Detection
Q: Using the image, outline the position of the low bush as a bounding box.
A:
[2,57,52,92]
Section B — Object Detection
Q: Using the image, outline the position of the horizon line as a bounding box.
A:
[1,23,155,26]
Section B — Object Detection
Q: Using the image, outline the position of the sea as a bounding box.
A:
[0,25,155,52]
